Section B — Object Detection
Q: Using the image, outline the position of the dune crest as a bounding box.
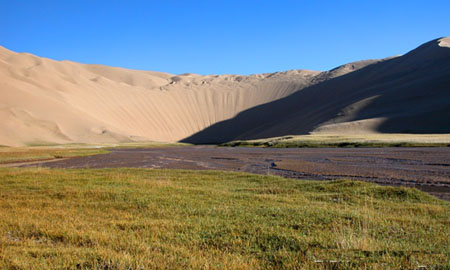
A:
[439,37,450,48]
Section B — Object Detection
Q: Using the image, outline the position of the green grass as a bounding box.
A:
[221,134,450,148]
[0,147,110,164]
[106,142,191,149]
[0,168,448,269]
[0,142,190,165]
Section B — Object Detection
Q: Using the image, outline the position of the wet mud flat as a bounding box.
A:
[23,146,450,201]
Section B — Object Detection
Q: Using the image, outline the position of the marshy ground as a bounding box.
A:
[23,146,450,201]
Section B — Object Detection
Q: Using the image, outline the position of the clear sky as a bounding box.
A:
[1,0,449,75]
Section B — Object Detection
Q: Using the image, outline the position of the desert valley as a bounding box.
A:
[1,11,449,267]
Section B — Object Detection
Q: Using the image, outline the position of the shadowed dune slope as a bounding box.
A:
[183,37,450,143]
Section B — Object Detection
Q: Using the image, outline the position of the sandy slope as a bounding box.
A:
[0,46,323,146]
[184,37,450,143]
[1,37,449,146]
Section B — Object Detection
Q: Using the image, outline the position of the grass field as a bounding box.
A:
[0,142,188,165]
[0,168,448,269]
[221,134,450,148]
[0,147,109,165]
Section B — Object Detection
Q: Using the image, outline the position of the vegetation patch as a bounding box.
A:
[221,134,450,148]
[0,142,190,165]
[0,168,448,269]
[0,147,109,164]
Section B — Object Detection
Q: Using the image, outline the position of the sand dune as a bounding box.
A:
[0,46,321,146]
[1,37,449,146]
[183,37,450,143]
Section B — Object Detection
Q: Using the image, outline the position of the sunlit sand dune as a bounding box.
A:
[0,46,320,146]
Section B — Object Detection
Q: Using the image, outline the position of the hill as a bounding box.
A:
[183,37,450,143]
[0,46,322,146]
[1,37,449,146]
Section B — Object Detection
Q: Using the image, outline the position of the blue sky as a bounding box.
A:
[1,0,449,75]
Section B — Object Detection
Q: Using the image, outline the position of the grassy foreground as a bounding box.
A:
[222,134,450,148]
[0,168,449,269]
